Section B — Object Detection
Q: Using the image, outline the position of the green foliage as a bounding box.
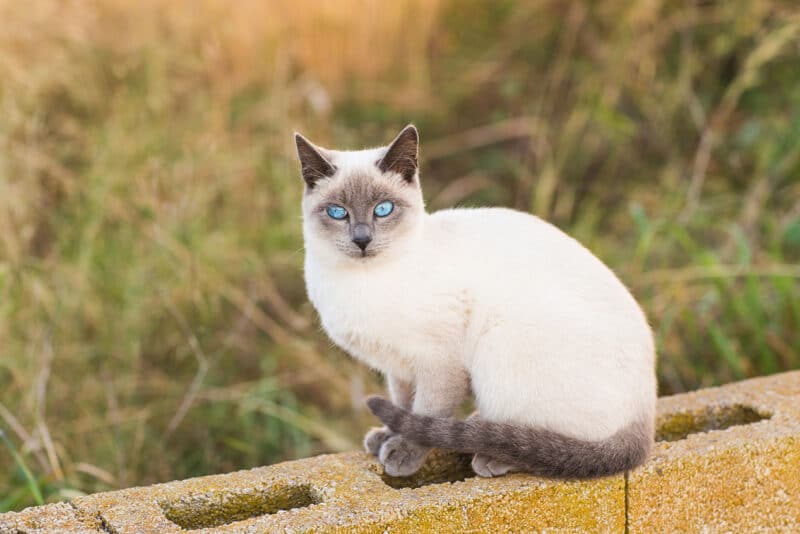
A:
[1,0,798,511]
[0,431,44,509]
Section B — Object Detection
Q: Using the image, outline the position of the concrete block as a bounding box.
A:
[629,371,800,533]
[3,371,799,532]
[71,449,623,532]
[0,502,103,534]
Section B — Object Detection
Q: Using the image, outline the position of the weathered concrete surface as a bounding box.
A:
[67,450,623,533]
[629,371,800,533]
[2,371,799,533]
[0,502,103,534]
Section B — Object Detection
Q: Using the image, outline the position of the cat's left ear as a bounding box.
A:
[378,125,419,184]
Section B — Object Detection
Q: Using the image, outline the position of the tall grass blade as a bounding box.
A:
[0,430,44,506]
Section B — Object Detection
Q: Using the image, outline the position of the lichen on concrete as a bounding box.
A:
[160,481,320,530]
[62,447,623,532]
[2,371,799,533]
[655,403,770,442]
[629,371,800,533]
[0,502,103,534]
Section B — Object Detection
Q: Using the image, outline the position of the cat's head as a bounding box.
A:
[296,125,425,263]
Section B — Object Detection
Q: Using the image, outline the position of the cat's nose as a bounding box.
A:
[351,224,373,251]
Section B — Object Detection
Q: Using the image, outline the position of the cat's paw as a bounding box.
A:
[363,426,393,456]
[378,435,429,477]
[471,453,515,478]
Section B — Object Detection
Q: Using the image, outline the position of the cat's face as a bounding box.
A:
[297,126,425,263]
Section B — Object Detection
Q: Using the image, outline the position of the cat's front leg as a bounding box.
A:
[379,367,468,476]
[364,375,413,455]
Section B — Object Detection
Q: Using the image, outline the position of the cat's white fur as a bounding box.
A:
[302,143,657,443]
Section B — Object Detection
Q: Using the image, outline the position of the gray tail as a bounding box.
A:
[366,396,652,479]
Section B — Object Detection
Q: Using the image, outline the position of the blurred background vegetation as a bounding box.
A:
[1,0,799,511]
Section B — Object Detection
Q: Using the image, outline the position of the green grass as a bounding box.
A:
[0,430,44,509]
[1,0,799,511]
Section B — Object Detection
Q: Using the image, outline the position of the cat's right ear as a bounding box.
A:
[294,133,337,190]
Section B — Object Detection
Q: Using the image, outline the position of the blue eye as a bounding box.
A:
[374,200,394,217]
[326,205,348,220]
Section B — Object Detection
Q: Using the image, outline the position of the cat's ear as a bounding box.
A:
[294,132,337,190]
[378,124,418,183]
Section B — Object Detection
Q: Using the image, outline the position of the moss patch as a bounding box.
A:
[159,483,319,530]
[656,404,770,442]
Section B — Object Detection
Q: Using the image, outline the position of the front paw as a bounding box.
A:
[378,435,430,477]
[364,426,393,456]
[471,453,516,478]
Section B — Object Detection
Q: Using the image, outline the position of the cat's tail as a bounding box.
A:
[366,396,652,479]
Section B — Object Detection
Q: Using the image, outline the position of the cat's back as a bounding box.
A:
[426,206,579,241]
[424,207,643,318]
[425,207,597,269]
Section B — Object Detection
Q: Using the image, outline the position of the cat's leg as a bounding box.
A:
[364,375,413,456]
[379,367,468,476]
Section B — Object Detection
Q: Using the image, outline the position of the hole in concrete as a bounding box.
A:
[160,483,319,530]
[379,450,475,489]
[656,403,771,442]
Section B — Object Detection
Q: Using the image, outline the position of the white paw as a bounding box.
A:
[471,453,515,478]
[363,426,393,456]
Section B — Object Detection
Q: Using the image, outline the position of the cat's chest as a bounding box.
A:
[305,260,467,371]
[310,268,415,342]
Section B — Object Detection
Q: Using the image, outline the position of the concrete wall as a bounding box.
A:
[2,371,799,533]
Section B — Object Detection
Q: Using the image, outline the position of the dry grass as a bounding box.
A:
[1,0,799,510]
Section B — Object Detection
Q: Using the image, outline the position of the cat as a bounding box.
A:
[296,125,656,479]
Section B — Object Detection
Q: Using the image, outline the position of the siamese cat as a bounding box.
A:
[296,125,656,479]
